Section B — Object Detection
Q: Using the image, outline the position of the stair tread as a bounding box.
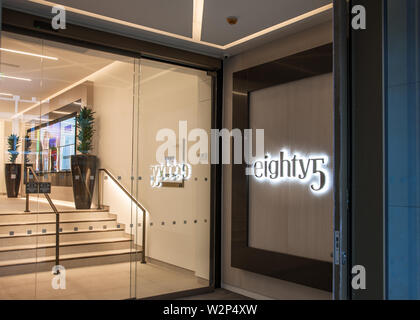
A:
[0,228,125,238]
[0,248,141,267]
[0,208,109,216]
[0,210,111,217]
[0,209,109,215]
[0,217,117,226]
[0,237,133,252]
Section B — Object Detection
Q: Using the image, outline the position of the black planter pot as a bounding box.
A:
[5,164,21,198]
[71,155,97,209]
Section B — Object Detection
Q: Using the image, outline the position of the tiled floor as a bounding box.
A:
[0,261,208,299]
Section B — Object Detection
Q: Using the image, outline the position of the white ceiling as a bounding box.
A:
[2,0,333,57]
[0,31,199,121]
[0,31,125,119]
[50,0,194,37]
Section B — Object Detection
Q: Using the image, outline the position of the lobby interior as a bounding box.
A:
[0,30,213,299]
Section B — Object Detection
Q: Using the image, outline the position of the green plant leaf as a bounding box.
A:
[7,134,20,164]
[76,106,95,154]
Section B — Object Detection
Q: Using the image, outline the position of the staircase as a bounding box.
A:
[0,207,141,276]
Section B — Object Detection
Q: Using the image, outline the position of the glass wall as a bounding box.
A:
[133,59,212,298]
[0,30,139,299]
[0,29,213,299]
[385,0,420,299]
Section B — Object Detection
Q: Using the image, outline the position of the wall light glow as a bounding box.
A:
[250,150,331,196]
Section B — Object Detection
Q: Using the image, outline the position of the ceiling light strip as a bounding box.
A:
[223,4,333,49]
[0,48,58,60]
[192,0,205,41]
[0,74,32,81]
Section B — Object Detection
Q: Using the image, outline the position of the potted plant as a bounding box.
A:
[71,107,97,209]
[5,134,21,198]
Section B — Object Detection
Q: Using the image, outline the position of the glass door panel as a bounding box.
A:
[1,30,139,299]
[134,59,212,298]
[0,31,45,299]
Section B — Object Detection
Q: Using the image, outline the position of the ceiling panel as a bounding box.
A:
[2,0,332,58]
[201,0,332,46]
[48,0,193,37]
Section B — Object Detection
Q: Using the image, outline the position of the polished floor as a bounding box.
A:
[0,261,208,300]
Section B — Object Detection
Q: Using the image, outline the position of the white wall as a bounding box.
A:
[88,60,141,236]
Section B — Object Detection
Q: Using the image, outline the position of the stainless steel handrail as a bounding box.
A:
[25,166,60,270]
[98,168,147,264]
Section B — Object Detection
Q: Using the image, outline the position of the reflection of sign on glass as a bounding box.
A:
[251,150,330,195]
[150,160,192,188]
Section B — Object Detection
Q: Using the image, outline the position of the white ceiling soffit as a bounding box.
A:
[2,0,333,58]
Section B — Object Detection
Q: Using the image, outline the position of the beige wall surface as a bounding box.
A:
[249,73,333,262]
[222,21,333,299]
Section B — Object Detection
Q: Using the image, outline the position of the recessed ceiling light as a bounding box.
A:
[226,16,238,25]
[0,48,58,61]
[0,92,14,96]
[0,74,32,82]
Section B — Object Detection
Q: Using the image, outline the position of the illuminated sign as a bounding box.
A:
[251,150,330,195]
[150,160,192,188]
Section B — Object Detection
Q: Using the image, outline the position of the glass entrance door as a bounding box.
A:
[133,59,213,298]
[0,30,139,299]
[0,31,44,299]
[0,29,215,300]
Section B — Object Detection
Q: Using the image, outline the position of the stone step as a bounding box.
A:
[0,219,123,235]
[0,211,116,225]
[0,237,135,262]
[0,249,142,276]
[0,229,129,247]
